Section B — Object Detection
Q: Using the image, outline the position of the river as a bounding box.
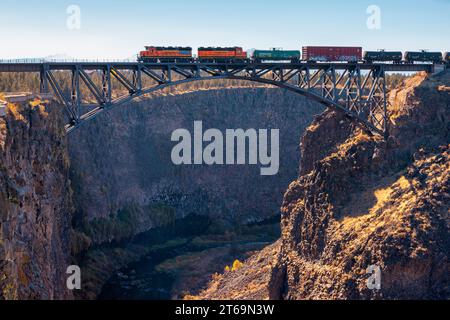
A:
[97,215,279,300]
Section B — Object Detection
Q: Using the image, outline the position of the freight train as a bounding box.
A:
[138,46,449,64]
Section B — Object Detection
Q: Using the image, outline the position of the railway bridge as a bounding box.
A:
[0,61,444,137]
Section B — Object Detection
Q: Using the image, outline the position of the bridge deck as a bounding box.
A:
[0,61,440,73]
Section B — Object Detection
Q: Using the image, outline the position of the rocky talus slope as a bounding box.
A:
[0,100,72,300]
[195,72,450,300]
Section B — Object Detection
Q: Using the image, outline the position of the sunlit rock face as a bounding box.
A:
[195,72,450,300]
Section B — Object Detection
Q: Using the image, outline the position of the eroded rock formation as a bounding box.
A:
[196,72,450,300]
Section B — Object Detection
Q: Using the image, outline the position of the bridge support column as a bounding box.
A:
[102,66,112,102]
[165,66,172,83]
[71,67,81,121]
[367,68,388,137]
[297,67,310,89]
[134,66,142,92]
[39,65,49,93]
[321,67,337,102]
[346,67,362,115]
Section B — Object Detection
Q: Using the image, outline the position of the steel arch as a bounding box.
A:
[68,74,383,136]
[2,61,435,137]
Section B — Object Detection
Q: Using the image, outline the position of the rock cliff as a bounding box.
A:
[0,100,73,300]
[195,71,450,300]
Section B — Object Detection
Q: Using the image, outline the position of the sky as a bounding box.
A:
[0,0,449,60]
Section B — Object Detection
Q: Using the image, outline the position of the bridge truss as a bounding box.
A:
[0,62,436,136]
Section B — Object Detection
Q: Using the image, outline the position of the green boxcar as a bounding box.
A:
[363,51,402,63]
[253,49,300,62]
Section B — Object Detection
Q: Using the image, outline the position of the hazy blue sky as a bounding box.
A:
[0,0,448,59]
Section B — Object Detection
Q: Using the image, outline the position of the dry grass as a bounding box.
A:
[323,131,375,162]
[388,72,428,122]
[339,146,448,249]
[192,241,281,300]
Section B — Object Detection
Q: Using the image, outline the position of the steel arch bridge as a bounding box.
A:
[0,61,437,137]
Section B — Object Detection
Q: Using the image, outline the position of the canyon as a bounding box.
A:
[0,71,449,300]
[1,84,323,299]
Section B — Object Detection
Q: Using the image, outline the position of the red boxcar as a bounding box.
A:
[198,47,247,62]
[302,46,362,62]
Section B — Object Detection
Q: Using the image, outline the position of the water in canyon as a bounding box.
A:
[97,215,279,300]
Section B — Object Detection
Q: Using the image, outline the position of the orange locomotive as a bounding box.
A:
[138,46,248,63]
[139,46,193,63]
[198,47,247,63]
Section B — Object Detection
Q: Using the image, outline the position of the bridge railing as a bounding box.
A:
[0,58,136,64]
